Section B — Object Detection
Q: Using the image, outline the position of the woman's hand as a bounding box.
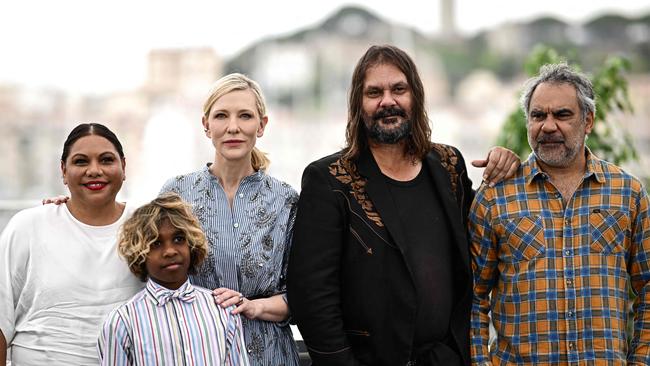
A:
[213,287,245,308]
[231,297,264,320]
[42,195,69,205]
[213,287,263,319]
[471,146,520,187]
[213,288,288,322]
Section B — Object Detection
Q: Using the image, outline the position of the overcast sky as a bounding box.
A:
[1,0,648,93]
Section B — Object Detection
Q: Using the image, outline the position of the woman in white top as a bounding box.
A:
[0,123,142,365]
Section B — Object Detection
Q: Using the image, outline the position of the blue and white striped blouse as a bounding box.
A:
[98,279,249,366]
[161,165,300,365]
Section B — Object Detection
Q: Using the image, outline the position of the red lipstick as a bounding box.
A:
[83,181,107,191]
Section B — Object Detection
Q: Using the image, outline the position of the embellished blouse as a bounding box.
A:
[161,165,300,365]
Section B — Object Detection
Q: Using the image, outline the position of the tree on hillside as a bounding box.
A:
[496,45,638,166]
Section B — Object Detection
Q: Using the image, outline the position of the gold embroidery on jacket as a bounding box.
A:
[432,143,458,198]
[329,159,384,227]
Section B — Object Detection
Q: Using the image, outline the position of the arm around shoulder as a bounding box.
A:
[436,144,475,221]
[471,146,520,187]
[450,146,476,222]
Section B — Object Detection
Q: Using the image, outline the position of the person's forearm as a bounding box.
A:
[1,330,7,364]
[251,294,289,322]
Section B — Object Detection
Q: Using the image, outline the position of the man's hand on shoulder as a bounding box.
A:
[472,146,520,187]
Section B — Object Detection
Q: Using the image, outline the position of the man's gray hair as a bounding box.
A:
[520,63,596,122]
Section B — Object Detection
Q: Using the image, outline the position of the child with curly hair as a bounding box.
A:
[98,192,249,366]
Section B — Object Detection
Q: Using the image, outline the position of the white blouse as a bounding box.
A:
[0,203,142,365]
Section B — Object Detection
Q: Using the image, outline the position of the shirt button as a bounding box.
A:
[565,218,571,225]
[566,279,573,286]
[569,342,575,349]
[555,192,561,199]
[258,262,264,267]
[238,193,244,198]
[564,249,571,256]
[568,311,574,317]
[233,222,239,228]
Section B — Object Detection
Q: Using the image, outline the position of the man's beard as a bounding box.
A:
[529,131,583,168]
[364,107,412,144]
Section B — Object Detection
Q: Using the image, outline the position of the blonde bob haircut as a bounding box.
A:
[203,73,270,171]
[118,192,208,282]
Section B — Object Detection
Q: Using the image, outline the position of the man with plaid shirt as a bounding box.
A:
[469,63,650,365]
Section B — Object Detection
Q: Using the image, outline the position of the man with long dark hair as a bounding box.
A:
[288,45,518,365]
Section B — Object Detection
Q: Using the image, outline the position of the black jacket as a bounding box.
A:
[288,144,475,366]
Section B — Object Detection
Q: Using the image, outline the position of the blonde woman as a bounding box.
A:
[160,73,300,365]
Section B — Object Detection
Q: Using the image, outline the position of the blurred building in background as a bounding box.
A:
[0,5,649,229]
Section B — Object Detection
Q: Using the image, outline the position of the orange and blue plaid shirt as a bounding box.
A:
[469,150,650,365]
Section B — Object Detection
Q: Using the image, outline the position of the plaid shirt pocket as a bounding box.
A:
[501,215,546,262]
[589,209,630,255]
